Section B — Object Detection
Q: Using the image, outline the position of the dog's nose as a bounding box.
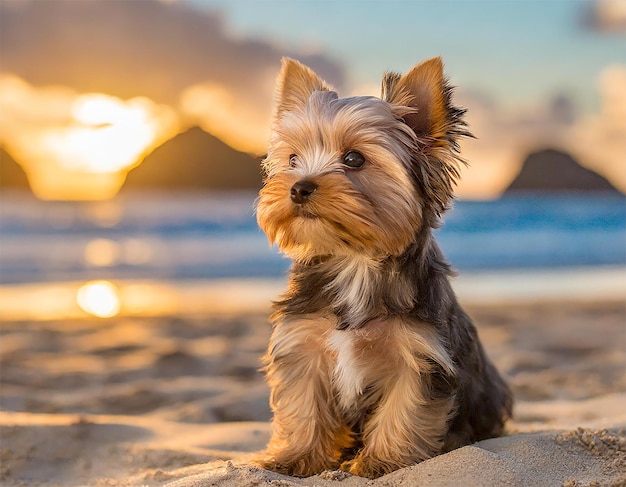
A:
[290,180,318,204]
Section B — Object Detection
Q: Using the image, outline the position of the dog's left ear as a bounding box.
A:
[382,57,471,214]
[273,58,332,121]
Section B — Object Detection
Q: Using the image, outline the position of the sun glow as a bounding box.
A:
[76,280,121,318]
[54,94,161,173]
[180,81,271,154]
[0,75,180,200]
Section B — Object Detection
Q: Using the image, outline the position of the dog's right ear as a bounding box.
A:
[382,57,471,215]
[273,58,331,120]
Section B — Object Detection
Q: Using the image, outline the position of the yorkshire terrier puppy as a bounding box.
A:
[255,57,512,479]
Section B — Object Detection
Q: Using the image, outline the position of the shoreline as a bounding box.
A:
[1,265,624,322]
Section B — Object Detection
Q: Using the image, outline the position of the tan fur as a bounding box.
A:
[334,318,455,477]
[257,82,424,262]
[257,167,421,261]
[257,315,353,475]
[273,58,332,121]
[257,314,456,478]
[253,57,510,479]
[381,57,465,212]
[382,57,447,143]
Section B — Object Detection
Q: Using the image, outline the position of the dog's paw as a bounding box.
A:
[340,455,401,479]
[252,454,281,472]
[253,451,337,478]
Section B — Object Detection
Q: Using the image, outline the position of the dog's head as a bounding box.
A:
[257,57,470,262]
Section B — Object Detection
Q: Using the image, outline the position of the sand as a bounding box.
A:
[1,297,625,486]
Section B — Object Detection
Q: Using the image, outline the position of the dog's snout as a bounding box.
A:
[290,180,318,204]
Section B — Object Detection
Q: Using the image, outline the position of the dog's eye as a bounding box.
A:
[342,151,365,168]
[289,154,298,167]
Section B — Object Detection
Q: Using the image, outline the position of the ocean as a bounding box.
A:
[1,191,624,285]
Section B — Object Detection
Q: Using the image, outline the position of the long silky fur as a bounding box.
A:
[255,57,513,479]
[272,218,512,447]
[381,67,473,216]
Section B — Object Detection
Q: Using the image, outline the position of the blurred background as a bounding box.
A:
[0,0,624,320]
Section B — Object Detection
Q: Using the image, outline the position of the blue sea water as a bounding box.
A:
[0,191,624,285]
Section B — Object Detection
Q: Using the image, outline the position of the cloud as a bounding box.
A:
[1,0,622,197]
[0,0,345,103]
[0,0,344,155]
[455,91,569,198]
[454,64,626,198]
[584,0,626,34]
[568,64,626,190]
[180,81,273,155]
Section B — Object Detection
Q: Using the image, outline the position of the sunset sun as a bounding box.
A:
[55,94,162,174]
[0,75,179,200]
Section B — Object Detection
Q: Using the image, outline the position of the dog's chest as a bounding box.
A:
[326,320,388,412]
[326,329,365,409]
[324,256,379,327]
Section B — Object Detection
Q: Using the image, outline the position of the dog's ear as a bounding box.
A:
[382,57,471,215]
[274,58,331,120]
[382,57,467,150]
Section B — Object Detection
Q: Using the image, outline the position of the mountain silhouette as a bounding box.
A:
[122,127,263,192]
[0,148,31,190]
[505,148,622,194]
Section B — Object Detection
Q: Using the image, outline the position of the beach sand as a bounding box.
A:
[1,297,625,486]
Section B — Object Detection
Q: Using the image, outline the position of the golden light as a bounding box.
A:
[76,280,121,318]
[0,74,180,200]
[121,238,154,265]
[53,94,161,173]
[84,239,120,267]
[568,64,626,194]
[180,82,270,154]
[83,237,154,267]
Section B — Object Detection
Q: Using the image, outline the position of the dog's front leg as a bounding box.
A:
[254,316,352,477]
[342,347,454,478]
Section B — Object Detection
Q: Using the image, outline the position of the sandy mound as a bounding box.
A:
[162,426,626,487]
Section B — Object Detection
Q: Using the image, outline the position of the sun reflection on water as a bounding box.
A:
[83,238,154,268]
[76,280,121,318]
[84,239,120,267]
[0,278,282,322]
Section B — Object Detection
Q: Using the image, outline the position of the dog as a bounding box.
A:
[254,57,513,479]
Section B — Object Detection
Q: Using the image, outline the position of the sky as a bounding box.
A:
[0,0,624,199]
[189,0,624,111]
